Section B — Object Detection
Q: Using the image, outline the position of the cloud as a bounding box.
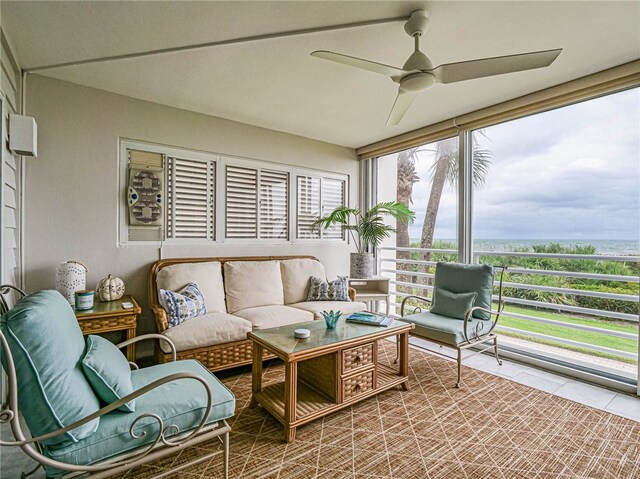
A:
[389,88,640,244]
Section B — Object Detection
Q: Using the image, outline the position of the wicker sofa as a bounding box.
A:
[149,255,366,371]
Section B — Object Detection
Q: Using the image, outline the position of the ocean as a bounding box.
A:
[412,239,640,255]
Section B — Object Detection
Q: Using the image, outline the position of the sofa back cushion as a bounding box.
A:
[280,258,326,304]
[224,260,284,313]
[0,290,100,446]
[156,261,226,314]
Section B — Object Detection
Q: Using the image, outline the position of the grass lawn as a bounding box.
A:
[497,305,638,364]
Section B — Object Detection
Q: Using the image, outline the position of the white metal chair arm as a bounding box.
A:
[400,294,433,316]
[462,303,505,343]
[116,333,177,362]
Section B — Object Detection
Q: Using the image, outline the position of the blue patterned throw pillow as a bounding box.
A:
[158,282,207,327]
[307,276,350,301]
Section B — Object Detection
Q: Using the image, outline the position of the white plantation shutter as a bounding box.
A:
[259,170,288,239]
[167,157,215,239]
[296,175,346,240]
[225,165,258,238]
[321,178,345,240]
[297,176,321,239]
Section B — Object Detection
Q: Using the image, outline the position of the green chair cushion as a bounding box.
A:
[0,290,100,446]
[434,262,495,320]
[430,288,477,320]
[402,311,494,346]
[82,335,135,413]
[43,359,235,473]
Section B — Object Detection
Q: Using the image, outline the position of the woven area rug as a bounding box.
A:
[122,342,640,479]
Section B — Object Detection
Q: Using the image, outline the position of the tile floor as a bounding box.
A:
[1,342,638,478]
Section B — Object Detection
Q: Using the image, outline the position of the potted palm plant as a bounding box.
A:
[311,202,415,278]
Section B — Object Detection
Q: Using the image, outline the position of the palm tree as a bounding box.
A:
[396,148,421,292]
[419,134,492,261]
[395,134,492,289]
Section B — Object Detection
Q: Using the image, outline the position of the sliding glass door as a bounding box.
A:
[374,87,640,392]
[471,88,639,386]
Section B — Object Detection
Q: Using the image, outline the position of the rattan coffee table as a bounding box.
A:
[248,316,414,442]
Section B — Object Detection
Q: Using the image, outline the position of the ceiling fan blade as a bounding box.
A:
[430,48,562,84]
[311,50,406,77]
[386,89,419,126]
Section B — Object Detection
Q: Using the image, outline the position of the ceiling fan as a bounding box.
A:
[311,9,562,126]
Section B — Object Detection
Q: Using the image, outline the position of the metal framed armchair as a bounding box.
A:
[400,262,507,388]
[0,286,234,479]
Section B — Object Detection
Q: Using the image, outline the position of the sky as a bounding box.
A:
[393,87,640,243]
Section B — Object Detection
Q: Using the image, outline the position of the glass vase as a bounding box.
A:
[321,310,341,329]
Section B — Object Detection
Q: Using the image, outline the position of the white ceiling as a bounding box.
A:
[2,1,639,149]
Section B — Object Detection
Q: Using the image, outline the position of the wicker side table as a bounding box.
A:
[74,295,141,361]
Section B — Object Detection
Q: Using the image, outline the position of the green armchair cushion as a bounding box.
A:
[430,288,477,320]
[434,262,495,320]
[402,311,494,346]
[0,290,100,446]
[43,359,235,474]
[82,335,135,413]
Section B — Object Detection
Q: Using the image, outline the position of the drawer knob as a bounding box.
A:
[354,383,361,391]
[354,355,361,363]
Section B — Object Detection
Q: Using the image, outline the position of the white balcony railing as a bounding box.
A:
[377,247,640,368]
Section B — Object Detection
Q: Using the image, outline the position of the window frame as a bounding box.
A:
[119,140,349,247]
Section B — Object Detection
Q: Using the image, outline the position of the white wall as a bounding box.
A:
[24,74,359,347]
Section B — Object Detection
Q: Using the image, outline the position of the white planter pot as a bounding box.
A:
[350,252,374,279]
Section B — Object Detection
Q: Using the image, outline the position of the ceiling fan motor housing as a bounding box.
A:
[400,72,436,92]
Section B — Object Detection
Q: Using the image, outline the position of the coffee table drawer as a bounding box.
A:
[342,369,374,400]
[342,343,374,373]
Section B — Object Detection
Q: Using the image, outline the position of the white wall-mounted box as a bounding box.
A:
[9,114,38,157]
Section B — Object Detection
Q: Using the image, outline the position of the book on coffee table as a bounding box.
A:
[346,312,393,327]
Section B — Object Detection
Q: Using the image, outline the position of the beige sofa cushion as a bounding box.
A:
[233,305,313,330]
[224,261,284,313]
[156,261,227,314]
[160,312,252,353]
[289,301,367,320]
[280,258,327,304]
